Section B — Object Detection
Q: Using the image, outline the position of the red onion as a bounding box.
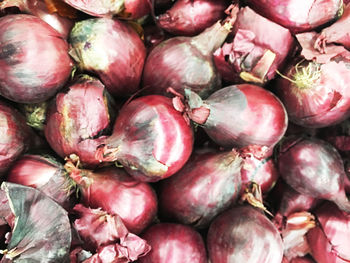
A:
[241,154,279,194]
[283,256,316,263]
[214,6,294,84]
[315,4,350,51]
[96,95,194,182]
[6,154,74,209]
[139,223,207,263]
[72,204,151,260]
[318,119,350,152]
[180,84,288,152]
[275,32,350,128]
[44,75,116,168]
[207,205,284,263]
[142,7,238,98]
[159,149,242,228]
[69,17,146,97]
[0,101,33,175]
[0,14,72,103]
[63,0,150,19]
[245,0,342,33]
[307,202,350,263]
[0,0,76,39]
[66,165,157,234]
[278,136,350,212]
[158,0,227,36]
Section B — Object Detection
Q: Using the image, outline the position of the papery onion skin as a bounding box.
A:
[44,75,116,168]
[6,154,73,208]
[207,205,284,263]
[63,0,150,19]
[278,136,350,212]
[185,84,288,150]
[70,167,158,235]
[159,150,242,228]
[158,0,227,36]
[96,95,194,182]
[139,223,207,263]
[0,101,33,175]
[307,202,350,263]
[214,6,294,84]
[69,18,146,97]
[0,14,72,103]
[245,0,342,33]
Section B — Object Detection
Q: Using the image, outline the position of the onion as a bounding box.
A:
[159,149,242,228]
[142,6,238,98]
[207,205,284,263]
[241,154,279,195]
[0,101,33,175]
[283,256,316,262]
[96,95,194,182]
[158,0,227,36]
[245,0,342,33]
[44,75,116,168]
[307,202,350,263]
[69,17,146,97]
[139,223,207,263]
[0,14,72,103]
[62,0,150,19]
[278,136,350,212]
[179,84,288,152]
[6,154,74,209]
[0,0,76,39]
[214,6,294,84]
[66,164,158,234]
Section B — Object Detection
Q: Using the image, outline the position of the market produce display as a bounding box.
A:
[0,0,350,262]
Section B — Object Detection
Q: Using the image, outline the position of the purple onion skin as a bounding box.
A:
[278,137,350,212]
[207,205,284,263]
[0,14,72,103]
[241,155,279,195]
[69,18,146,97]
[0,101,33,175]
[307,202,350,263]
[63,0,150,19]
[44,76,116,168]
[72,167,158,235]
[139,223,207,263]
[96,95,194,182]
[189,84,288,149]
[158,0,227,36]
[245,0,342,33]
[6,154,73,209]
[276,60,350,128]
[159,150,242,228]
[142,21,232,98]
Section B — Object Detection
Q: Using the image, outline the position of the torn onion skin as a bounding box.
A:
[207,205,284,263]
[44,75,116,168]
[0,14,72,103]
[68,166,158,235]
[245,0,343,33]
[159,149,242,228]
[139,223,207,263]
[307,202,350,263]
[96,95,194,182]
